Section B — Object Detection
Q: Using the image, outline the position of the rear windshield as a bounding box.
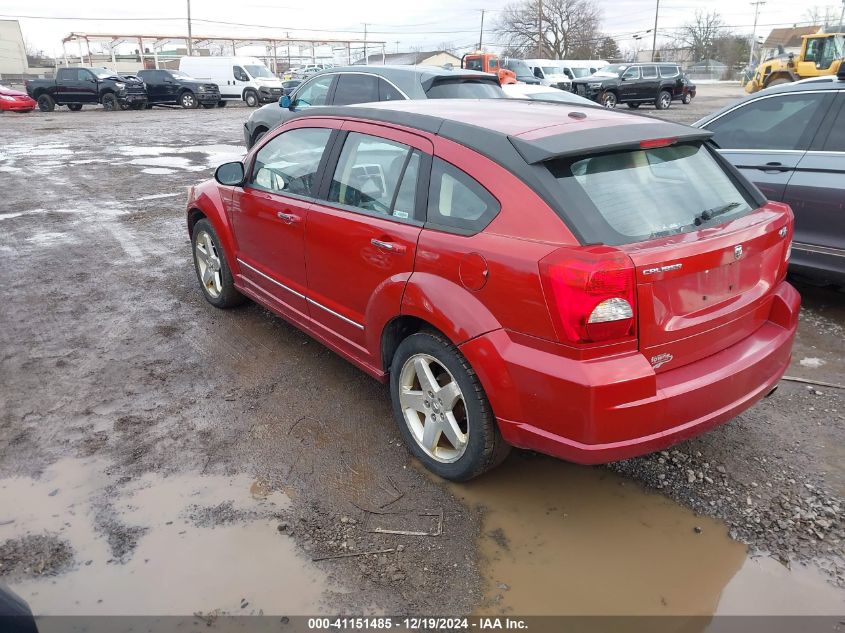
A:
[545,143,756,245]
[425,79,504,99]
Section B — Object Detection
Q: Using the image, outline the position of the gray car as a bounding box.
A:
[243,65,504,149]
[695,65,845,286]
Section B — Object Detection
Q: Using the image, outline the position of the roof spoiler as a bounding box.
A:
[508,120,713,164]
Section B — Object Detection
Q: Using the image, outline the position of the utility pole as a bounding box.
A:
[395,41,400,54]
[537,0,543,57]
[186,0,193,56]
[363,23,368,65]
[650,0,659,61]
[839,0,845,31]
[748,1,765,71]
[478,9,485,50]
[286,32,291,69]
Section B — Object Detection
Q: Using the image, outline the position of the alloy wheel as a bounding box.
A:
[398,353,469,463]
[602,93,617,108]
[660,93,671,109]
[182,93,196,108]
[194,230,223,298]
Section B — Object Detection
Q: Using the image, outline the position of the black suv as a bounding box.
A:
[572,63,691,109]
[136,69,221,109]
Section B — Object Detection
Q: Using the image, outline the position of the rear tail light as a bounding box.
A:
[539,246,637,345]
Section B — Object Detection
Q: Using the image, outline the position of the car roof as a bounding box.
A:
[694,75,845,126]
[311,64,495,81]
[291,99,711,163]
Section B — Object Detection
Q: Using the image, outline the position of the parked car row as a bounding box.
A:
[572,62,696,109]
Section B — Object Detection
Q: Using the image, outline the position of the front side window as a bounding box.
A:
[489,58,499,69]
[706,93,828,151]
[622,66,640,80]
[546,143,754,245]
[328,132,418,220]
[244,64,273,78]
[250,127,331,197]
[332,74,379,106]
[427,158,500,233]
[642,65,658,79]
[465,58,482,71]
[293,75,333,108]
[78,69,94,81]
[233,66,250,82]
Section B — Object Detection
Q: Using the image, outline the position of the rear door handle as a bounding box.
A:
[371,239,406,254]
[276,211,301,224]
[758,161,790,173]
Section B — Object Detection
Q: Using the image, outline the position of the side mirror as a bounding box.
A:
[279,94,291,108]
[215,161,245,186]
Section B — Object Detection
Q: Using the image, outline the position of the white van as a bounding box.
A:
[559,59,609,81]
[522,59,572,90]
[179,56,283,107]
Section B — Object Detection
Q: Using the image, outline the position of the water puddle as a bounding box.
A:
[0,458,330,615]
[451,453,844,616]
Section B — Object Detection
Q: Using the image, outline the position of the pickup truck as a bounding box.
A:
[26,67,148,112]
[136,69,221,108]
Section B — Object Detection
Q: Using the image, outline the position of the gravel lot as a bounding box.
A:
[0,84,843,616]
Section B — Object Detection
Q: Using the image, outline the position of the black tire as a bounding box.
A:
[191,219,246,309]
[180,91,198,109]
[36,94,55,112]
[682,92,692,105]
[251,127,268,147]
[627,102,640,109]
[119,101,131,111]
[600,91,617,108]
[389,330,510,481]
[655,89,672,110]
[217,100,227,107]
[244,90,259,107]
[101,93,118,111]
[67,103,83,112]
[201,103,215,109]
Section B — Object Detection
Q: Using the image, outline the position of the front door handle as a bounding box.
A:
[276,211,301,224]
[371,239,406,254]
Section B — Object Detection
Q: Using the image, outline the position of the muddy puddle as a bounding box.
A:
[451,453,844,616]
[0,458,330,615]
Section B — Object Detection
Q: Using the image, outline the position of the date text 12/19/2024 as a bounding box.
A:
[307,617,528,630]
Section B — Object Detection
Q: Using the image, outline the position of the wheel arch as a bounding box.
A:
[242,87,258,100]
[186,189,240,276]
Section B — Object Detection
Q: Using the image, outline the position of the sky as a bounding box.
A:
[4,0,841,60]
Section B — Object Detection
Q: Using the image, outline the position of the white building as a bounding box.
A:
[0,20,28,78]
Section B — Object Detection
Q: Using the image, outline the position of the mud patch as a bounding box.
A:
[0,534,74,580]
[186,501,261,527]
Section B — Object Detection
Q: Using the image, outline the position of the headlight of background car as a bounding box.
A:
[115,82,125,89]
[588,82,602,89]
[0,94,16,101]
[198,86,207,92]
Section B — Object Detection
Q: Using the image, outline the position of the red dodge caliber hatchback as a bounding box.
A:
[186,100,799,480]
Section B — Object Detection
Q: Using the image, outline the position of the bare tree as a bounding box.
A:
[496,0,602,59]
[678,10,724,61]
[802,5,839,26]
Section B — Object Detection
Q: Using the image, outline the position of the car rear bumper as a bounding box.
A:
[460,281,800,465]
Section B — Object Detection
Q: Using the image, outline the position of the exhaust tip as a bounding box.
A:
[765,385,779,398]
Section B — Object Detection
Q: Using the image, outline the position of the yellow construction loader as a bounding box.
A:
[745,32,844,93]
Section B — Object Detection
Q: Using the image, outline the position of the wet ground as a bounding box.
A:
[0,85,843,617]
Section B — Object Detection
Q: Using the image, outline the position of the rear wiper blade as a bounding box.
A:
[694,202,740,226]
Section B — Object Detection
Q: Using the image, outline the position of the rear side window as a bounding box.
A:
[425,79,503,99]
[659,66,679,78]
[57,68,74,81]
[328,132,419,221]
[706,93,829,151]
[823,100,845,152]
[642,65,658,79]
[426,158,499,233]
[378,78,404,101]
[546,143,755,245]
[333,74,379,105]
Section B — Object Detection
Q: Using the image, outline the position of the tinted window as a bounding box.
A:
[378,78,404,101]
[465,59,482,71]
[642,65,658,79]
[293,75,333,108]
[233,66,249,81]
[622,66,640,79]
[250,128,331,197]
[823,101,845,152]
[707,93,828,151]
[393,152,420,220]
[332,74,379,105]
[328,132,417,220]
[546,144,754,245]
[425,79,503,99]
[56,68,74,81]
[427,158,500,233]
[659,65,680,78]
